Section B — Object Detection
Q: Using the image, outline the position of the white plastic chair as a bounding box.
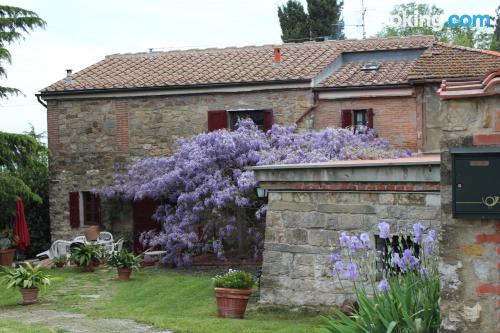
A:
[36,240,72,259]
[72,236,87,243]
[113,239,124,253]
[98,231,113,243]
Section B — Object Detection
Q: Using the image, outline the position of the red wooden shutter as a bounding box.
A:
[95,194,102,225]
[69,192,80,228]
[366,108,374,129]
[207,110,228,132]
[341,110,352,128]
[263,109,274,131]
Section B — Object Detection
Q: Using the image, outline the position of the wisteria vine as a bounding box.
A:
[102,119,411,266]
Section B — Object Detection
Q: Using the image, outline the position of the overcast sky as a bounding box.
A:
[0,0,497,137]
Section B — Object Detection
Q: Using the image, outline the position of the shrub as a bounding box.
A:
[325,222,440,333]
[107,250,140,270]
[1,262,51,289]
[69,244,103,268]
[213,269,255,289]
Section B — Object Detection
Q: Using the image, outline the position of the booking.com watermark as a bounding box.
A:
[387,13,496,30]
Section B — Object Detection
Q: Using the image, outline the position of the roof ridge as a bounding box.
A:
[105,35,436,59]
[433,42,500,57]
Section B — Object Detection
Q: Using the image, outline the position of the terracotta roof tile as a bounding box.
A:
[321,60,416,87]
[408,42,500,80]
[41,36,434,92]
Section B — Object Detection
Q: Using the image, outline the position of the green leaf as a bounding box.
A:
[386,321,397,333]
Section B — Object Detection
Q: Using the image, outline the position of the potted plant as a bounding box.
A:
[69,244,103,272]
[1,262,51,305]
[213,269,255,319]
[0,229,16,267]
[107,250,140,281]
[52,256,67,268]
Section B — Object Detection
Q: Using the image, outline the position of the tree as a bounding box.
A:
[307,0,345,40]
[378,3,444,38]
[0,5,45,99]
[278,0,309,42]
[378,2,494,49]
[277,0,345,42]
[0,129,49,257]
[491,6,500,51]
[103,120,410,266]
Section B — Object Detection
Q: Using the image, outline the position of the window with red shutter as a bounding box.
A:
[263,109,274,131]
[207,110,228,132]
[366,108,374,129]
[341,109,353,128]
[69,192,80,228]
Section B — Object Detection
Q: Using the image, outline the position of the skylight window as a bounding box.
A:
[361,62,380,71]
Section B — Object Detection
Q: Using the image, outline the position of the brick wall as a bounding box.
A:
[439,94,500,333]
[313,96,418,150]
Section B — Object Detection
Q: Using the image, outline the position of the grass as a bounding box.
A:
[0,267,325,333]
[0,320,68,333]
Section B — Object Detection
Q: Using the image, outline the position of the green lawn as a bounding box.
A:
[0,267,325,333]
[0,320,67,333]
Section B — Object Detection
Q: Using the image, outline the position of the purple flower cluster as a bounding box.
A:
[103,119,410,266]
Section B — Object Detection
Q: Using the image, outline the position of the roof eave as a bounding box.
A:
[313,83,413,91]
[37,79,313,97]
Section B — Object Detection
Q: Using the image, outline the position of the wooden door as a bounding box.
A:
[132,199,160,253]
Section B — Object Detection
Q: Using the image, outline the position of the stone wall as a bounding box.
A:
[439,94,500,332]
[252,159,441,307]
[46,88,313,241]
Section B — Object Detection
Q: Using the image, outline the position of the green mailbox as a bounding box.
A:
[452,147,500,219]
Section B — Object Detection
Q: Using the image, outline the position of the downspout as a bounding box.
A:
[37,95,47,108]
[295,91,320,125]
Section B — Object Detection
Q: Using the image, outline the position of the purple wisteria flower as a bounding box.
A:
[377,279,390,292]
[102,118,410,266]
[378,222,390,239]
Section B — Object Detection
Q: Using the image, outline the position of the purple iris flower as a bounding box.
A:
[378,222,390,239]
[377,279,390,292]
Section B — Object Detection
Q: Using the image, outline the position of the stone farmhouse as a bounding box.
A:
[37,34,500,332]
[37,35,500,253]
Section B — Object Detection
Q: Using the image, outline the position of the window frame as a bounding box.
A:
[79,191,101,227]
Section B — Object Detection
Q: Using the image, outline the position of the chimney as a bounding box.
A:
[273,46,282,67]
[66,69,73,77]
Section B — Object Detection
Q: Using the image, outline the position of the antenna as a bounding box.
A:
[361,0,367,39]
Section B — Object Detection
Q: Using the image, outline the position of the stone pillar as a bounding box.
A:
[438,79,500,332]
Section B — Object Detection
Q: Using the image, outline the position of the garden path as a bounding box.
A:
[0,308,173,333]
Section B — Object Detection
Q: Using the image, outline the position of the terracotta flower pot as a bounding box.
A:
[0,249,15,267]
[55,261,66,268]
[20,288,39,305]
[84,226,100,242]
[214,288,252,319]
[117,268,132,281]
[82,263,96,272]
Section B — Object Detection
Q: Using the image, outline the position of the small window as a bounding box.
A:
[81,192,100,226]
[362,62,380,71]
[354,110,367,131]
[228,109,273,131]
